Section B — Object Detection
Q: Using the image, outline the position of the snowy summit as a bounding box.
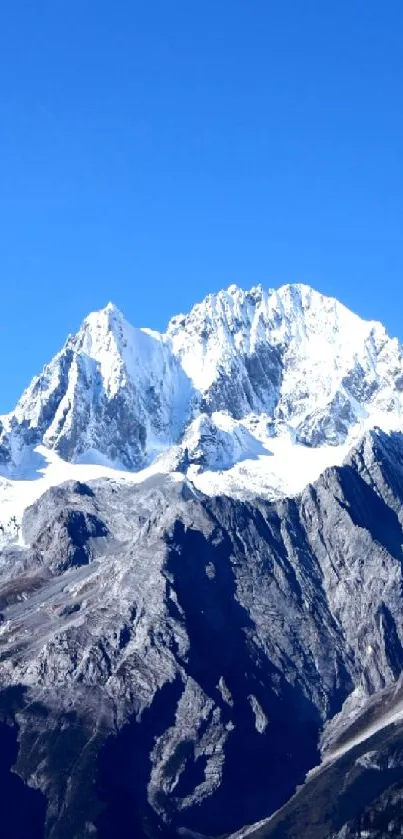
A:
[1,282,403,542]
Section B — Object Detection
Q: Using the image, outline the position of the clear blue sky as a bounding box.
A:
[1,1,402,411]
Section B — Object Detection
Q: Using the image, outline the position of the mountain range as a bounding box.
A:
[2,284,403,838]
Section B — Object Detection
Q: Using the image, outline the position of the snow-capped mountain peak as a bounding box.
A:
[0,301,192,474]
[166,282,399,444]
[1,283,403,512]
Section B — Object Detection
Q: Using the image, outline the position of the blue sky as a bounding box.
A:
[1,1,402,411]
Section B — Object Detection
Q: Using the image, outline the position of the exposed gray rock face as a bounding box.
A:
[2,429,403,837]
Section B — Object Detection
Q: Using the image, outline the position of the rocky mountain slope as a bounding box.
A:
[2,428,403,837]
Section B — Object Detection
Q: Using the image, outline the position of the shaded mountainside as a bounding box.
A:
[234,681,403,839]
[1,429,403,836]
